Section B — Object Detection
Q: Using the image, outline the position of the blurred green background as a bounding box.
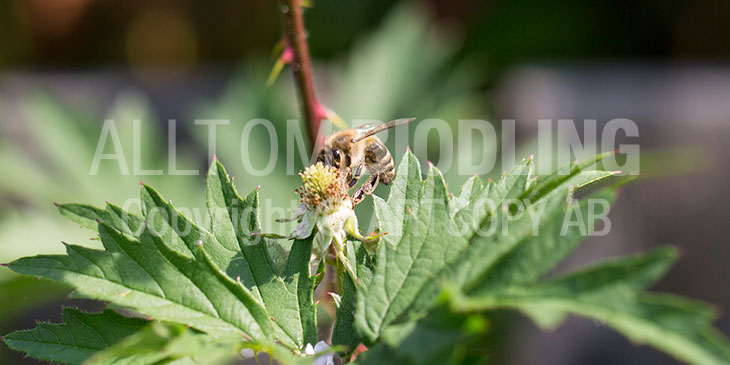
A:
[1,0,730,363]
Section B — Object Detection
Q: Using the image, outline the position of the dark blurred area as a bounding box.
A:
[4,0,730,70]
[1,0,730,364]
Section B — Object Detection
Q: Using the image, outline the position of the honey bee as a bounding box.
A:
[317,118,415,204]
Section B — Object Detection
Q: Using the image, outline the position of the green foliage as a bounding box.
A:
[355,151,617,343]
[3,308,147,364]
[3,153,730,364]
[449,248,730,364]
[332,241,375,352]
[87,323,244,365]
[5,160,317,361]
[359,306,488,364]
[0,91,203,287]
[0,8,489,341]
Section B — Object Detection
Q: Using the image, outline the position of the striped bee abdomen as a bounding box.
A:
[364,138,395,185]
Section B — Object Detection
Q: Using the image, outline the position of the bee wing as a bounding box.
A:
[351,118,415,143]
[353,123,381,134]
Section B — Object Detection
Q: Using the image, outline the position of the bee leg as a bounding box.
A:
[352,178,370,204]
[353,189,365,204]
[348,164,363,188]
[363,174,380,195]
[352,174,380,204]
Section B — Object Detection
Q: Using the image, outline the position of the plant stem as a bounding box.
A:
[281,0,321,149]
[279,0,339,342]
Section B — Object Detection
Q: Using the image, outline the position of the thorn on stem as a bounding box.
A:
[313,102,328,121]
[281,47,294,64]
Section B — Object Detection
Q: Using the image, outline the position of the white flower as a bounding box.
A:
[304,343,316,356]
[239,348,255,359]
[302,341,335,365]
[288,163,360,280]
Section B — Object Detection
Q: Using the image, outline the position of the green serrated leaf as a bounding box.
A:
[10,222,272,339]
[9,160,316,353]
[333,241,375,355]
[205,161,316,348]
[469,188,617,294]
[357,153,463,343]
[372,150,423,247]
[2,308,148,364]
[521,151,618,204]
[451,248,730,364]
[356,153,546,343]
[358,305,486,365]
[88,322,242,365]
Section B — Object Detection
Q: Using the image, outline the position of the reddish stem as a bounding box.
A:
[281,0,321,150]
[279,0,340,342]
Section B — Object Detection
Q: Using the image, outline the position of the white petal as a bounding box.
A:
[314,340,330,353]
[304,343,315,355]
[312,341,335,365]
[240,348,255,359]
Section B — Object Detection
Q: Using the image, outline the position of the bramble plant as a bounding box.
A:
[3,1,730,364]
[3,152,730,364]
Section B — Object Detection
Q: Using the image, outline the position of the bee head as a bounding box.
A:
[318,134,353,169]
